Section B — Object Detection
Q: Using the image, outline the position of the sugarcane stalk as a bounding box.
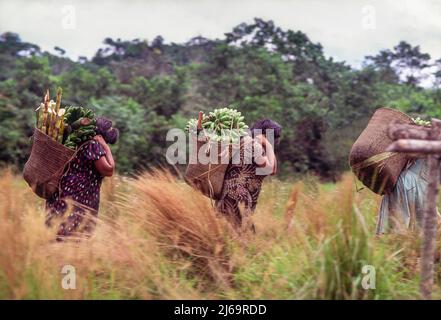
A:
[58,120,65,143]
[47,100,55,137]
[41,90,50,134]
[36,103,44,129]
[55,87,62,115]
[35,105,40,128]
[49,87,63,140]
[45,110,52,135]
[54,108,66,142]
[51,109,58,139]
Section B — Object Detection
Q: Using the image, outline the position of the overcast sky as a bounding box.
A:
[1,0,440,67]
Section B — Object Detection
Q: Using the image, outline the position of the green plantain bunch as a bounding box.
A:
[63,106,97,150]
[186,107,249,143]
[412,117,431,127]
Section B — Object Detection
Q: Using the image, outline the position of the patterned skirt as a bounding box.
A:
[216,165,264,230]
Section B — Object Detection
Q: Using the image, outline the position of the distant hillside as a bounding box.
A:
[1,18,440,178]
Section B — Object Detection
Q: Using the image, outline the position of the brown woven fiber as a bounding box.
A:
[185,139,236,200]
[349,107,413,195]
[23,128,75,199]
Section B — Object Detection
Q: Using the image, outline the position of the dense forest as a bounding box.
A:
[1,18,440,179]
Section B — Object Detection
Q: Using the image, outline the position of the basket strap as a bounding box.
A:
[194,163,224,179]
[352,152,397,171]
[56,142,88,195]
[193,141,242,179]
[193,140,242,204]
[352,172,365,193]
[207,162,215,207]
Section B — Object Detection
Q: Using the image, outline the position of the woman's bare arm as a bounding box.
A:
[94,135,115,177]
[262,137,277,175]
[254,135,277,175]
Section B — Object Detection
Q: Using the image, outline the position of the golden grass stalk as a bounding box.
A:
[121,170,234,289]
[0,169,438,300]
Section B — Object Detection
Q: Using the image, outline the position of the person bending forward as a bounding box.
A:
[216,119,281,232]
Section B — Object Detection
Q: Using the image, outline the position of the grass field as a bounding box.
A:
[0,168,440,300]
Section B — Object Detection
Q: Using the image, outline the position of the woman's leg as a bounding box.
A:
[216,195,242,229]
[54,207,97,241]
[241,196,256,234]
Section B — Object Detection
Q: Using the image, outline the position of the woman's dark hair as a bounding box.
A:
[250,119,282,145]
[96,117,112,133]
[103,128,119,145]
[96,117,119,145]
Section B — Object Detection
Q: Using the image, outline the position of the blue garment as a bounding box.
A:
[376,158,439,234]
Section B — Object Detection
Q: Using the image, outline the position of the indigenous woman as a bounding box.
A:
[216,119,281,231]
[45,117,119,240]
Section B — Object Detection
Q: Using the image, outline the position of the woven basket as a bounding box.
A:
[23,128,75,199]
[349,107,413,195]
[185,139,237,200]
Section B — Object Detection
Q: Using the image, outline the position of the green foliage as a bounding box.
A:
[60,66,116,104]
[89,96,171,173]
[130,70,186,118]
[0,20,440,177]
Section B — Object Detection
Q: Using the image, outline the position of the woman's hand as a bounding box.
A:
[94,134,112,154]
[255,134,267,148]
[94,135,107,148]
[254,134,277,175]
[93,135,115,177]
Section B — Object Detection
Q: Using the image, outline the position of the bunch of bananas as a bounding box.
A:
[412,117,431,127]
[186,107,249,143]
[63,106,97,150]
[185,118,199,135]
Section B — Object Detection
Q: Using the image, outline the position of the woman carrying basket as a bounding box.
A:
[376,157,441,234]
[215,119,281,232]
[45,117,118,241]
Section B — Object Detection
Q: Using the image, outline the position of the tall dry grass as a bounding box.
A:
[0,168,440,299]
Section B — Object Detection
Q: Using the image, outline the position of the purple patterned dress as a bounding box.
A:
[216,136,267,230]
[46,140,106,239]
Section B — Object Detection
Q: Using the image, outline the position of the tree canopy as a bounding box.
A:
[1,19,440,179]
